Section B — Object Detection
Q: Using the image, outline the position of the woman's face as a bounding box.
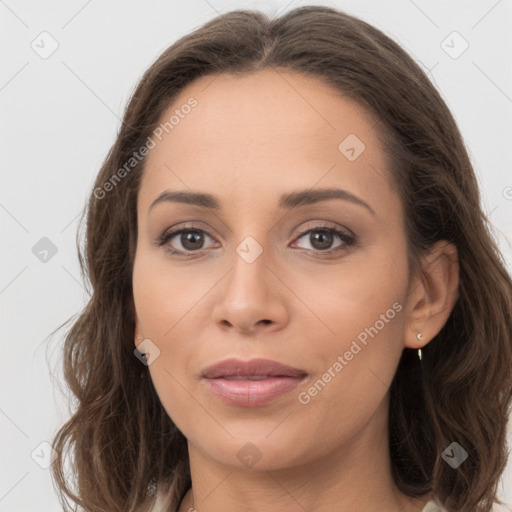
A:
[132,69,414,470]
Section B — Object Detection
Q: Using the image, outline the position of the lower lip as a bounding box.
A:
[203,376,305,407]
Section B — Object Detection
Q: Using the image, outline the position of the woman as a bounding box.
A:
[50,6,512,512]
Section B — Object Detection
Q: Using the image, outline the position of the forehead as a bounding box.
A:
[138,69,396,213]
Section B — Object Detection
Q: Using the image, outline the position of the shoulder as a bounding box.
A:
[148,488,175,512]
[421,500,443,512]
[492,504,512,512]
[422,500,511,512]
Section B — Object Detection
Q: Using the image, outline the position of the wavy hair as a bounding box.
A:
[50,5,512,512]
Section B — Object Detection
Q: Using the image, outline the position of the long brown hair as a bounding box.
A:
[50,6,512,511]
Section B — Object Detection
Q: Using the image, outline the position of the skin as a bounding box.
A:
[132,69,459,512]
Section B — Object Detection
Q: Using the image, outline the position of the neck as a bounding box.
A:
[178,397,433,512]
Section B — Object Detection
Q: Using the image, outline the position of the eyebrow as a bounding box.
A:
[149,187,376,216]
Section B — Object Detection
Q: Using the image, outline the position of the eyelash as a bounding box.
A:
[155,222,357,258]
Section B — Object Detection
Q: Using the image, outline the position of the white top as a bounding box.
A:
[421,500,445,512]
[421,499,510,512]
[150,493,510,512]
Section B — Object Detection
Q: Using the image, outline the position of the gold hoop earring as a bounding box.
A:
[416,332,423,361]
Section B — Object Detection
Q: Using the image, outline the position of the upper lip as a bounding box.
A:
[201,358,307,379]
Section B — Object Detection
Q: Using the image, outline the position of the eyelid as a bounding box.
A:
[294,220,355,238]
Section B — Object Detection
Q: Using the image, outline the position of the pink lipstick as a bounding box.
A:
[201,357,307,407]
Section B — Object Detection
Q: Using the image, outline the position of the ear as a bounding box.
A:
[404,240,459,350]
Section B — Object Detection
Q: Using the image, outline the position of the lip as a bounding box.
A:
[201,358,307,407]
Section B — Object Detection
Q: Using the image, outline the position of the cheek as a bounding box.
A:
[132,252,211,429]
[132,251,205,340]
[292,245,409,409]
[291,247,408,351]
[286,269,408,460]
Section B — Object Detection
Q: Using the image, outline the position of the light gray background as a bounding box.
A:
[1,0,511,510]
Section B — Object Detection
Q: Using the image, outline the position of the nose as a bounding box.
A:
[211,245,289,336]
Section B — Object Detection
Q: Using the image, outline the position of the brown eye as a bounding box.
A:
[157,227,217,255]
[308,230,335,250]
[179,231,205,251]
[293,226,355,253]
